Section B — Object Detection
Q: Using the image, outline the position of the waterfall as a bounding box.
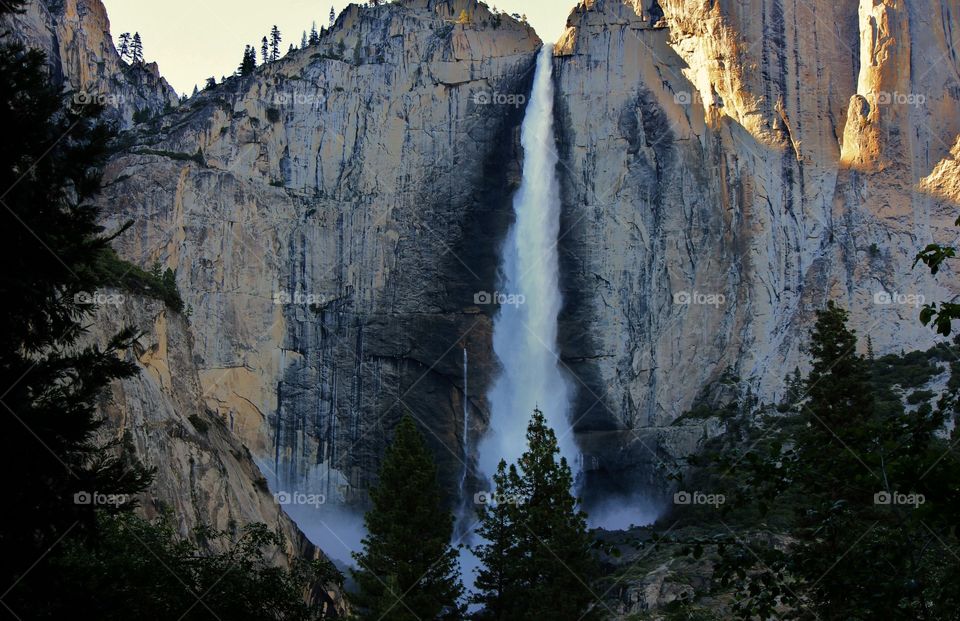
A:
[477,44,578,482]
[460,346,470,496]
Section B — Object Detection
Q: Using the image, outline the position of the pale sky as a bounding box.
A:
[101,1,576,95]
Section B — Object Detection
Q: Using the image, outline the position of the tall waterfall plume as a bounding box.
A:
[477,44,578,481]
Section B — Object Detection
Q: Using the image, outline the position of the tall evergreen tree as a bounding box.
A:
[238,45,256,76]
[0,21,153,603]
[270,25,282,61]
[130,32,143,63]
[261,36,270,65]
[678,303,960,620]
[351,416,464,620]
[310,22,320,45]
[329,6,336,28]
[472,410,599,620]
[301,30,308,49]
[117,32,131,61]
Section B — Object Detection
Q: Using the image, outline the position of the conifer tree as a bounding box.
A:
[117,32,131,61]
[310,22,320,45]
[0,24,152,599]
[131,32,143,63]
[472,410,599,620]
[351,416,464,620]
[270,25,282,61]
[329,6,336,28]
[261,36,269,65]
[301,30,308,48]
[238,45,256,76]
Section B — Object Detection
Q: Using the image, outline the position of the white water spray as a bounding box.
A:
[478,44,578,481]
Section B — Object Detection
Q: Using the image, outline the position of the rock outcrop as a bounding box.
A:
[552,0,960,497]
[4,0,179,127]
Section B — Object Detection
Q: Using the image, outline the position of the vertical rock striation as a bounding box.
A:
[94,0,542,502]
[553,0,960,498]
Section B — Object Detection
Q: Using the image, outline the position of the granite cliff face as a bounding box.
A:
[11,0,960,525]
[94,0,541,502]
[553,0,960,497]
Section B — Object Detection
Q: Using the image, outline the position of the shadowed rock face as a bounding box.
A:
[553,0,960,500]
[89,0,542,504]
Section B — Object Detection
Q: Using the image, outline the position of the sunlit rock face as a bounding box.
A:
[90,0,542,502]
[553,0,960,498]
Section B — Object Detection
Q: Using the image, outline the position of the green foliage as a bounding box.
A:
[43,513,340,620]
[350,416,464,620]
[94,248,184,311]
[239,44,257,76]
[0,34,154,598]
[472,410,600,620]
[670,303,960,620]
[915,237,960,334]
[0,29,334,619]
[131,107,152,123]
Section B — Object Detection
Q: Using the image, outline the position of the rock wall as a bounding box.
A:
[94,0,542,502]
[553,0,960,495]
[5,0,179,127]
[13,0,960,514]
[90,294,343,612]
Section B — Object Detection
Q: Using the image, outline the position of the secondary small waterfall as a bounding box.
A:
[460,346,470,497]
[477,44,578,482]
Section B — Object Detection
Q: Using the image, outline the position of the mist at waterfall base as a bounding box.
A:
[255,458,366,569]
